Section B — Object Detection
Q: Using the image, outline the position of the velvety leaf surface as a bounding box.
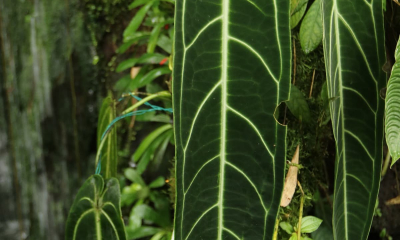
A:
[385,38,400,166]
[322,1,385,239]
[97,95,118,179]
[173,0,291,239]
[65,175,126,240]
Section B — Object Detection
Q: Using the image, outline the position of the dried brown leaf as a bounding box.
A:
[280,145,300,207]
[130,67,141,79]
[385,195,400,205]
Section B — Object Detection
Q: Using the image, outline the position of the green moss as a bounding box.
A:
[83,0,132,45]
[277,33,333,239]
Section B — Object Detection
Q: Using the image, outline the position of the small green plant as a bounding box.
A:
[379,228,393,240]
[290,0,323,55]
[279,216,323,240]
[112,1,176,240]
[114,0,174,95]
[122,169,173,240]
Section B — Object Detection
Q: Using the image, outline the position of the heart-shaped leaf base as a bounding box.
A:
[65,175,127,240]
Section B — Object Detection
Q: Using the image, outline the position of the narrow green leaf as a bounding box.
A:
[291,0,309,29]
[157,35,172,54]
[300,216,323,233]
[150,232,167,240]
[97,95,118,179]
[149,176,166,188]
[299,0,322,54]
[119,32,151,53]
[139,53,169,65]
[127,226,162,239]
[148,22,165,53]
[116,59,140,73]
[129,0,152,9]
[65,175,126,240]
[125,168,146,187]
[150,114,171,123]
[322,1,386,239]
[148,20,174,54]
[173,0,291,239]
[133,124,172,162]
[286,84,311,122]
[116,53,167,73]
[123,32,151,43]
[385,38,400,166]
[134,128,172,174]
[124,2,154,38]
[152,130,173,169]
[136,149,153,174]
[133,127,172,175]
[132,67,172,89]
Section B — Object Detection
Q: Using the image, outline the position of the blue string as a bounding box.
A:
[95,93,173,175]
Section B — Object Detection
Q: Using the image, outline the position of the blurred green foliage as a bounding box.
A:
[83,0,132,45]
[109,0,175,239]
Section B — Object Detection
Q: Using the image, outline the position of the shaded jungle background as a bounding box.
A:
[0,0,132,239]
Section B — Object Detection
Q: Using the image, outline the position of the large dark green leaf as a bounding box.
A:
[385,38,400,166]
[173,0,290,239]
[322,1,385,239]
[97,95,118,179]
[65,175,126,240]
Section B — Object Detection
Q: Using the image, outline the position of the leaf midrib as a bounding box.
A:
[217,0,229,239]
